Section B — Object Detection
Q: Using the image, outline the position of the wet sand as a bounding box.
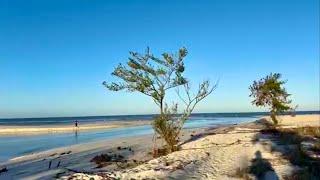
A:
[0,120,150,136]
[0,128,205,179]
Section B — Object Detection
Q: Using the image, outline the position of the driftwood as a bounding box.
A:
[48,161,52,169]
[0,167,8,174]
[65,168,84,173]
[56,161,61,168]
[65,168,111,174]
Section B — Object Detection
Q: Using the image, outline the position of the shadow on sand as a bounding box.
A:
[170,118,320,179]
[249,150,279,180]
[253,118,320,179]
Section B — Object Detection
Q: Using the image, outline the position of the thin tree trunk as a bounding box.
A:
[153,97,164,157]
[270,110,278,125]
[160,97,164,114]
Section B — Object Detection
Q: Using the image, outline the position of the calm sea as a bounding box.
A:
[1,111,318,126]
[0,111,318,162]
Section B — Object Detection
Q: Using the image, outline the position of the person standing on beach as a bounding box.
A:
[75,120,78,128]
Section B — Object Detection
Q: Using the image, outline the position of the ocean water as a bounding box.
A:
[0,113,260,126]
[0,111,318,162]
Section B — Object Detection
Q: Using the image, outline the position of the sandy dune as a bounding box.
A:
[268,114,320,128]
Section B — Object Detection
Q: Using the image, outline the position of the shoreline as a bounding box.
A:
[0,114,319,179]
[0,120,150,136]
[0,127,208,179]
[0,126,211,165]
[1,133,156,166]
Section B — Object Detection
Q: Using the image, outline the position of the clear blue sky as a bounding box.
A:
[0,0,319,118]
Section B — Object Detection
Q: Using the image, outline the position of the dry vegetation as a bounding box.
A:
[260,126,320,179]
[233,121,320,179]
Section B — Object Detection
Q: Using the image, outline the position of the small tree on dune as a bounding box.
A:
[249,73,293,125]
[103,47,216,154]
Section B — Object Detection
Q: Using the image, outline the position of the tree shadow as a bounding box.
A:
[253,123,320,179]
[179,125,235,147]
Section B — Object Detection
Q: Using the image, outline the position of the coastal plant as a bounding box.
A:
[232,155,251,179]
[103,47,216,155]
[153,81,215,152]
[249,73,293,125]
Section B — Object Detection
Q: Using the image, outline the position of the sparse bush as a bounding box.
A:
[152,106,180,153]
[234,167,252,180]
[153,81,215,153]
[296,126,320,138]
[233,155,251,179]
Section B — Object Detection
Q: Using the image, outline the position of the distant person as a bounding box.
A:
[75,120,78,128]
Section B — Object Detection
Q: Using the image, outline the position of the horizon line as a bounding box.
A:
[1,110,319,120]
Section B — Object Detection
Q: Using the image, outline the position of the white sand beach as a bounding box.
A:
[0,114,319,179]
[86,114,318,180]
